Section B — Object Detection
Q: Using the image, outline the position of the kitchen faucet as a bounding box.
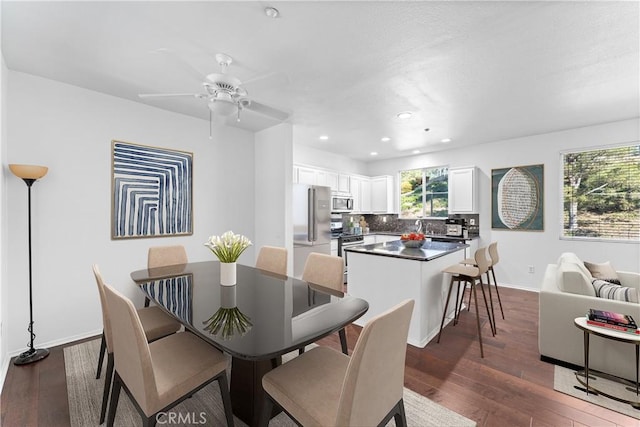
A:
[425,222,434,235]
[415,219,423,234]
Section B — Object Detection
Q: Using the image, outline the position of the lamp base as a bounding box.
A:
[13,348,49,366]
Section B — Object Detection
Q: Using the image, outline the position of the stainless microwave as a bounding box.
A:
[331,193,354,212]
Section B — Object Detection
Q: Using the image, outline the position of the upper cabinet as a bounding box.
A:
[448,166,478,213]
[370,175,395,213]
[294,164,395,214]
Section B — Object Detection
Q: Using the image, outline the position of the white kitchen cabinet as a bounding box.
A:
[375,234,401,243]
[317,170,339,190]
[350,175,371,212]
[338,174,351,193]
[296,166,317,186]
[330,239,338,257]
[370,175,395,213]
[448,166,478,213]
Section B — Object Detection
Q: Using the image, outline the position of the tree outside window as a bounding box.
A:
[562,144,640,241]
[400,166,449,218]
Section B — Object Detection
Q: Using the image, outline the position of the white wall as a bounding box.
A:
[254,123,294,274]
[0,5,8,387]
[366,119,640,290]
[3,71,256,356]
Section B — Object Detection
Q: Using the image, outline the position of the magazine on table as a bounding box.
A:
[587,309,637,329]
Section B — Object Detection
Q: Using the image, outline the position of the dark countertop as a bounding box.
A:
[344,240,468,261]
[363,231,479,242]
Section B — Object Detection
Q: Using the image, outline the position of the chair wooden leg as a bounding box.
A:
[437,276,456,343]
[258,394,274,427]
[96,332,106,379]
[100,352,114,424]
[217,371,235,427]
[298,347,305,355]
[144,296,151,307]
[491,267,505,319]
[339,328,348,355]
[478,277,496,336]
[106,373,122,427]
[143,415,156,427]
[393,399,408,427]
[471,280,484,358]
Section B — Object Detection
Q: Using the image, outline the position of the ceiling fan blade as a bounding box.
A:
[138,93,206,99]
[244,100,290,121]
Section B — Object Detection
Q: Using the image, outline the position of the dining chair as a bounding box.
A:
[145,245,189,307]
[255,246,288,276]
[439,247,494,358]
[259,299,415,427]
[92,264,181,424]
[103,283,234,427]
[302,252,348,354]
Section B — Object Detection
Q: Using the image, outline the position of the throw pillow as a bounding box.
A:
[592,279,638,303]
[584,261,621,285]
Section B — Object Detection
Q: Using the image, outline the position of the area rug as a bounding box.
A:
[554,365,640,420]
[65,339,475,427]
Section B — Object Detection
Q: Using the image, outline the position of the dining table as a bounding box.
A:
[130,260,369,427]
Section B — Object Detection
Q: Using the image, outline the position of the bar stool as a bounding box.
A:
[460,247,496,335]
[438,247,494,358]
[487,242,505,320]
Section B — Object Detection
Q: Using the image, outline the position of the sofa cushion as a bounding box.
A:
[592,279,639,303]
[556,253,595,296]
[584,261,621,285]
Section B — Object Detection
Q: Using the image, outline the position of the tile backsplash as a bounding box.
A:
[341,213,480,236]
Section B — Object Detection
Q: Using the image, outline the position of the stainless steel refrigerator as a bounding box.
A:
[293,184,332,278]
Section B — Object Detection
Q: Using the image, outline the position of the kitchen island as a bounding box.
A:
[345,240,469,348]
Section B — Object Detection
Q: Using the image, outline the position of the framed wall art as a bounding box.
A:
[491,164,544,231]
[112,140,193,239]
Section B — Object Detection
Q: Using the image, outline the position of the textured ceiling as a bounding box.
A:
[2,1,638,161]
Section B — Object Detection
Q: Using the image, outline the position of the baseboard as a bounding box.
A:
[6,328,102,359]
[497,282,539,293]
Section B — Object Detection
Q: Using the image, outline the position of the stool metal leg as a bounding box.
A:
[437,276,456,343]
[471,279,484,358]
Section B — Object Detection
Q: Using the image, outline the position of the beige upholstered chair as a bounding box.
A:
[255,246,288,276]
[259,299,415,427]
[439,247,494,358]
[93,265,181,424]
[144,245,189,307]
[103,283,234,427]
[302,253,348,354]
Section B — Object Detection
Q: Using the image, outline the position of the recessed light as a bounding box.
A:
[370,152,378,156]
[412,150,420,154]
[441,138,452,143]
[265,6,280,18]
[319,135,329,141]
[396,112,412,119]
[381,137,391,142]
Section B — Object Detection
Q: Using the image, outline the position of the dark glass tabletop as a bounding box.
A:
[130,261,369,361]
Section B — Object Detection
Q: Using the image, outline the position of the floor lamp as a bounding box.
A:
[9,164,50,365]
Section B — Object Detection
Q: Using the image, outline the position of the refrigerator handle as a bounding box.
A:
[311,188,317,242]
[307,188,314,242]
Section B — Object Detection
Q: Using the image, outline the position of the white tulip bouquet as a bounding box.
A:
[204,231,252,263]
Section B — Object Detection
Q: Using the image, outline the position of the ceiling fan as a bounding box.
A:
[138,53,289,135]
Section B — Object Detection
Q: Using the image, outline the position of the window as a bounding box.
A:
[562,143,640,241]
[400,166,448,218]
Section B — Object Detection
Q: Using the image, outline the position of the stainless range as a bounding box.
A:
[338,233,364,284]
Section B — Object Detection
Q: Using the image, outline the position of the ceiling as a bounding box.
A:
[2,1,639,162]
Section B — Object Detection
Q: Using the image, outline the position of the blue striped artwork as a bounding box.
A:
[112,141,193,239]
[141,275,193,324]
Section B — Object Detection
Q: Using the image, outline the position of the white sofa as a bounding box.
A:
[539,252,640,381]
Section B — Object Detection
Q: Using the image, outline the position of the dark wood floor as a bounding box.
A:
[2,287,638,426]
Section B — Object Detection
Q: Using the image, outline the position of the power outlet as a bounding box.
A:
[469,218,476,225]
[528,265,535,274]
[382,216,387,223]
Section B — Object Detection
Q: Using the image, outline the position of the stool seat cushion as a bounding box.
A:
[137,306,182,342]
[442,264,479,277]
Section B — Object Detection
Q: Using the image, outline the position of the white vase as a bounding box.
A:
[220,262,237,286]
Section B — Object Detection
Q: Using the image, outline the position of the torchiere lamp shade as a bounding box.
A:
[9,164,48,180]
